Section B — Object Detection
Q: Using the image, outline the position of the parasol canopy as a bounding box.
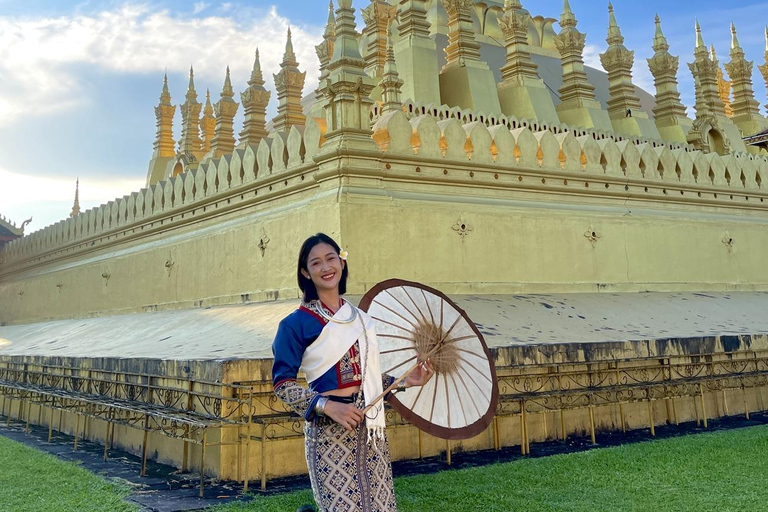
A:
[359,279,498,440]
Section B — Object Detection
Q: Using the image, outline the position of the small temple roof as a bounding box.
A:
[744,127,768,149]
[0,215,27,252]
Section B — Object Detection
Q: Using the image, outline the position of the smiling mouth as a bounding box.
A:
[321,273,336,281]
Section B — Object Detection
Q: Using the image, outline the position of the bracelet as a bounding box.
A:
[314,396,329,416]
[396,383,407,393]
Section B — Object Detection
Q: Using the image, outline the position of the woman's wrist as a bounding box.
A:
[314,396,330,416]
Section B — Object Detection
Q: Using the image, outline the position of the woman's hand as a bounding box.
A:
[405,359,435,388]
[324,401,365,432]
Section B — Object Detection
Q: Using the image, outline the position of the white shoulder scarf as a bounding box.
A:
[300,301,386,440]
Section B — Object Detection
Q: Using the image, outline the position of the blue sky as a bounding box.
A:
[1,0,767,232]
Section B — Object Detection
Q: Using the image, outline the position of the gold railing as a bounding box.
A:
[0,361,255,496]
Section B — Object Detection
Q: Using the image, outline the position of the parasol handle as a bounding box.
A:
[361,360,422,415]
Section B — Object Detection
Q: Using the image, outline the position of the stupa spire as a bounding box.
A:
[154,75,175,156]
[179,66,204,160]
[688,22,725,118]
[497,0,559,124]
[724,22,766,139]
[211,66,239,158]
[70,179,81,218]
[239,49,271,147]
[272,27,306,133]
[201,89,216,154]
[315,1,337,86]
[695,19,706,52]
[606,3,622,45]
[362,0,396,79]
[380,17,404,114]
[317,0,377,148]
[553,0,612,130]
[439,0,501,113]
[393,0,441,105]
[686,22,747,154]
[147,74,177,186]
[759,27,768,111]
[647,15,691,143]
[442,0,481,65]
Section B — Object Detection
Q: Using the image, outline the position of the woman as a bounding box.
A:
[272,233,433,512]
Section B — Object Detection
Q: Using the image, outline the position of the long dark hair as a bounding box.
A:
[297,233,348,302]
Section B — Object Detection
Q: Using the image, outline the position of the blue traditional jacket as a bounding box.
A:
[272,302,396,420]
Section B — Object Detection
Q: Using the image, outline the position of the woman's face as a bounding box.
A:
[302,242,345,295]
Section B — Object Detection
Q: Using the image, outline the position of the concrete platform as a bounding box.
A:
[1,291,767,360]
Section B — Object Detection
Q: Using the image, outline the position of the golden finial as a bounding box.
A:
[70,179,81,218]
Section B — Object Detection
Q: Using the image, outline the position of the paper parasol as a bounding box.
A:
[359,279,498,440]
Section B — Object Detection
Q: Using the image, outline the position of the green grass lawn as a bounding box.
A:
[2,425,768,512]
[210,424,768,512]
[0,435,136,512]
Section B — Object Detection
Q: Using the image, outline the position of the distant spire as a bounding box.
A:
[688,20,726,119]
[70,179,81,218]
[204,89,213,116]
[652,14,668,52]
[380,14,404,114]
[442,0,482,66]
[152,74,176,160]
[201,88,216,154]
[599,3,644,125]
[211,66,239,157]
[606,3,623,45]
[188,65,196,92]
[647,14,690,142]
[316,1,337,87]
[710,44,717,63]
[179,66,204,158]
[160,73,171,105]
[362,0,396,78]
[730,22,740,50]
[284,27,297,66]
[240,49,271,147]
[272,27,306,132]
[695,20,706,51]
[724,21,762,126]
[553,0,597,105]
[560,0,577,30]
[760,27,768,112]
[324,0,335,37]
[317,0,377,140]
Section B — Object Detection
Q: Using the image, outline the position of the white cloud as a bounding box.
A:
[193,2,209,14]
[0,168,144,232]
[0,4,323,126]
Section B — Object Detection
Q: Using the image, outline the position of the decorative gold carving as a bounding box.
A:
[441,0,481,66]
[722,231,735,253]
[584,226,602,247]
[258,230,271,257]
[452,217,473,240]
[498,0,540,84]
[362,0,396,78]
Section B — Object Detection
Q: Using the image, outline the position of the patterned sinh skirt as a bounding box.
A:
[305,414,397,512]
